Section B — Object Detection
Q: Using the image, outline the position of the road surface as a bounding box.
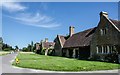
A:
[1,52,54,73]
[0,52,119,74]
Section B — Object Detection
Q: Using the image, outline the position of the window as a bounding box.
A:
[109,46,113,53]
[96,46,102,54]
[96,45,116,54]
[107,46,110,53]
[98,46,102,53]
[96,45,114,54]
[103,46,107,54]
[96,46,98,54]
[100,29,103,35]
[100,29,107,35]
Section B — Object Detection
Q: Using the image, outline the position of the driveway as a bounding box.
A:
[0,52,119,74]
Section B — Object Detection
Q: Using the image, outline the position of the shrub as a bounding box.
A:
[3,48,12,51]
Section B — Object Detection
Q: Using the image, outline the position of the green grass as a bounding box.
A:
[12,53,120,71]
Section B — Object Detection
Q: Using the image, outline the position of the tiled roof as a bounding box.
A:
[42,42,55,49]
[58,35,66,47]
[110,19,120,30]
[63,27,97,48]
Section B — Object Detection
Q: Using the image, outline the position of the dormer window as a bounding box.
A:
[100,29,107,35]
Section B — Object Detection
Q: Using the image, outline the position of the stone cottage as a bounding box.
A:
[90,12,120,62]
[54,11,120,63]
[54,26,75,56]
[63,27,96,59]
[54,35,67,56]
[36,38,55,55]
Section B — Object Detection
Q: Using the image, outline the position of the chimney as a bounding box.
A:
[40,40,43,43]
[45,38,48,42]
[100,11,108,18]
[69,26,75,36]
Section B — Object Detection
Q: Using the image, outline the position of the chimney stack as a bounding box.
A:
[100,11,108,18]
[40,40,43,43]
[45,38,48,42]
[69,26,75,36]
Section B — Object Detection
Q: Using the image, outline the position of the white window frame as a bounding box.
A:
[101,46,104,54]
[107,46,110,54]
[100,29,103,35]
[97,45,116,54]
[100,29,107,35]
[96,46,99,54]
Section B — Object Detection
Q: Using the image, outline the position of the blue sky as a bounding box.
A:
[1,2,118,49]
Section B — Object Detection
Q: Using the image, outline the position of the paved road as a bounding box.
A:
[1,52,54,73]
[0,52,119,74]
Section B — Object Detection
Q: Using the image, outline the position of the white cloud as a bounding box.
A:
[0,2,27,12]
[1,1,61,28]
[6,12,61,28]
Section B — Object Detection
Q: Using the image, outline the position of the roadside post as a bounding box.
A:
[15,58,19,65]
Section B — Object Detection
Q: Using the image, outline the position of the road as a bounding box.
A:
[0,52,119,74]
[1,52,54,73]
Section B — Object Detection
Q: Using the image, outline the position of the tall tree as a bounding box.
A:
[31,41,34,52]
[22,47,28,52]
[15,45,19,51]
[27,44,31,52]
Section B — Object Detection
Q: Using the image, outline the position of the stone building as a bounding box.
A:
[54,11,120,63]
[54,35,67,56]
[54,26,74,56]
[36,38,55,55]
[90,12,120,62]
[63,27,96,59]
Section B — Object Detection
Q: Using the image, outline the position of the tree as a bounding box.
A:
[33,43,36,52]
[22,47,28,52]
[15,46,19,49]
[2,43,14,51]
[27,44,32,52]
[31,41,34,52]
[15,45,19,51]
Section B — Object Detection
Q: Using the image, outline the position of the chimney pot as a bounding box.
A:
[100,11,108,18]
[45,38,48,42]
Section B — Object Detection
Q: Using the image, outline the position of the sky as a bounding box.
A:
[1,2,118,49]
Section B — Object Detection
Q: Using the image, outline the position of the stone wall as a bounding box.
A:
[90,12,120,62]
[54,37,62,56]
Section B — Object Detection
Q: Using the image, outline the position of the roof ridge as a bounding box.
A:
[58,35,65,37]
[58,35,64,47]
[109,18,120,21]
[106,17,120,32]
[72,27,96,36]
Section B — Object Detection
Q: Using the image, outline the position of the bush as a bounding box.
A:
[105,53,118,63]
[41,49,45,55]
[3,48,12,51]
[22,47,28,52]
[40,48,54,55]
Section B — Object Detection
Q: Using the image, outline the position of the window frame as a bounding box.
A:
[96,45,115,54]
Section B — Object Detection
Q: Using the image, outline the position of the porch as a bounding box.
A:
[63,46,90,59]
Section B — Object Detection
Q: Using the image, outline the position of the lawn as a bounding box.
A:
[0,51,10,56]
[12,52,120,71]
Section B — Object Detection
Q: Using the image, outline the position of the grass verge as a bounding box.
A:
[0,51,10,56]
[12,53,120,71]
